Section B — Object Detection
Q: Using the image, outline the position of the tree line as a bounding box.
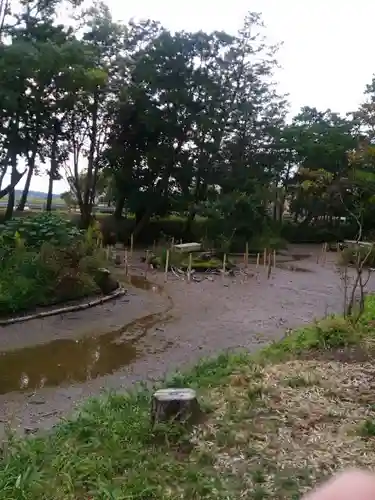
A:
[2,0,375,242]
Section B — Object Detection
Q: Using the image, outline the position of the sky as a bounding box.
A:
[13,0,375,194]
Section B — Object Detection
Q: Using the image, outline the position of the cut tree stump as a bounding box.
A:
[151,388,201,427]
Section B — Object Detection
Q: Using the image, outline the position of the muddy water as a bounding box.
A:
[0,276,172,395]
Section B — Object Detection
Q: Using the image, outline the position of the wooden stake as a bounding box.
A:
[164,249,170,282]
[124,250,129,277]
[245,242,249,268]
[223,253,227,275]
[171,237,175,249]
[145,249,150,279]
[273,249,276,269]
[323,242,327,265]
[130,233,134,257]
[263,248,267,268]
[187,252,192,283]
[267,252,272,279]
[256,253,260,269]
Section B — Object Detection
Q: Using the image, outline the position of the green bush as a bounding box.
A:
[98,215,360,249]
[0,241,104,316]
[0,212,82,249]
[280,221,357,243]
[0,214,107,316]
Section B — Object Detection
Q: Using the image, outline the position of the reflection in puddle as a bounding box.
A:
[0,276,173,395]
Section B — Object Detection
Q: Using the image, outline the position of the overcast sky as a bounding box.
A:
[15,0,375,193]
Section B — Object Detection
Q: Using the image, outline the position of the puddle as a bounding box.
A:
[0,276,173,395]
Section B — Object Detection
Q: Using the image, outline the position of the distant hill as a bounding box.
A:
[14,190,60,199]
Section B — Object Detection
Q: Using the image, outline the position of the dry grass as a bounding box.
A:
[190,358,375,498]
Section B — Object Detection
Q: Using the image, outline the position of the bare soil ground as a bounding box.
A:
[0,244,373,438]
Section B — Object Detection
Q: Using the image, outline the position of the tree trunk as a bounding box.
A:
[114,195,126,219]
[150,388,201,428]
[133,208,152,240]
[82,89,99,225]
[17,159,35,211]
[46,124,58,212]
[4,150,19,220]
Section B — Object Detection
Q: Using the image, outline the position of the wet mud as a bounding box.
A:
[0,244,374,437]
[0,276,172,395]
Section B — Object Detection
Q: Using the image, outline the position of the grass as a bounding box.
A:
[2,299,375,499]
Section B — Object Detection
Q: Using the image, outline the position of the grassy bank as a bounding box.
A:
[2,301,375,499]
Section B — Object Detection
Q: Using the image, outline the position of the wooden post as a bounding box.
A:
[245,242,249,268]
[171,237,175,249]
[267,252,272,279]
[151,388,201,428]
[273,249,276,269]
[164,249,170,282]
[322,242,327,265]
[263,248,267,268]
[256,253,260,269]
[187,252,192,282]
[222,253,227,275]
[124,250,129,277]
[145,249,150,279]
[130,233,134,258]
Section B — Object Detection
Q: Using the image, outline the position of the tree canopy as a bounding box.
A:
[1,2,375,241]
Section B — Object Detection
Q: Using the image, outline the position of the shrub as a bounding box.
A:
[0,215,107,316]
[0,212,82,249]
[0,241,104,315]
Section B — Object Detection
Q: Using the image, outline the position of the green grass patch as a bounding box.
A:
[2,298,375,498]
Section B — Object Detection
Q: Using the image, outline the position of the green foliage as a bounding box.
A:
[0,241,103,315]
[0,214,105,315]
[0,213,82,249]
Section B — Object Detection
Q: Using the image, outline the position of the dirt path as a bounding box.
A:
[0,245,372,438]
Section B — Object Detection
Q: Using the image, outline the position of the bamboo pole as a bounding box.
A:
[273,249,276,269]
[256,253,260,269]
[164,250,170,282]
[263,248,267,268]
[222,253,227,275]
[171,237,175,249]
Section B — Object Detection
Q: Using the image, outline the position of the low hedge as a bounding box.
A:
[97,215,359,248]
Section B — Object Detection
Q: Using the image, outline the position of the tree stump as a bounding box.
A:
[151,388,201,427]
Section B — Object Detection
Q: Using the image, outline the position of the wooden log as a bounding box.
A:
[151,388,201,427]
